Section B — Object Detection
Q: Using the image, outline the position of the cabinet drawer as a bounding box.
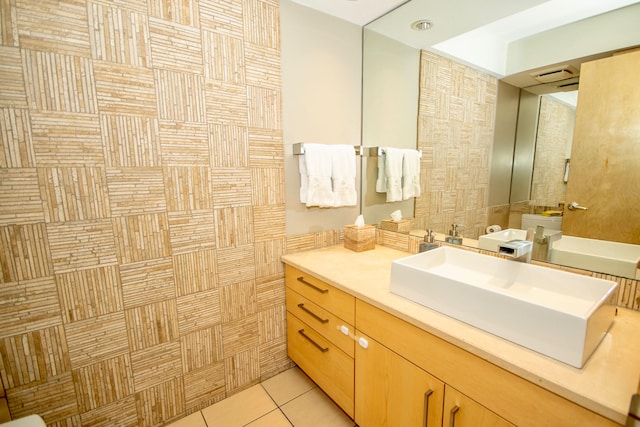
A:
[285,265,354,324]
[287,314,354,418]
[286,287,355,357]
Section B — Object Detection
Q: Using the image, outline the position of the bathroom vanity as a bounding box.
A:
[282,245,640,427]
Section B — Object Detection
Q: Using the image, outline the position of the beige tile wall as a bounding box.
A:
[414,51,497,240]
[486,204,511,231]
[0,0,290,425]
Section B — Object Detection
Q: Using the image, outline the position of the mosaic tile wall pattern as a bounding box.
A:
[0,0,290,425]
[414,50,497,240]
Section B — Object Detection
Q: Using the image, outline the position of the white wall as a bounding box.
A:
[361,30,419,225]
[362,31,419,149]
[506,3,640,75]
[280,0,363,235]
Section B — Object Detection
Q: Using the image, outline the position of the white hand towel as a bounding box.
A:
[331,145,357,207]
[303,143,334,207]
[384,147,403,202]
[375,152,387,193]
[299,155,308,203]
[402,149,421,200]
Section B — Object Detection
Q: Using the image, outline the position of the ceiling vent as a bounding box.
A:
[530,65,579,83]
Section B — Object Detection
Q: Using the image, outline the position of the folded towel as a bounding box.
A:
[303,143,334,207]
[331,145,357,207]
[375,153,387,193]
[299,155,308,203]
[384,147,403,202]
[402,149,421,200]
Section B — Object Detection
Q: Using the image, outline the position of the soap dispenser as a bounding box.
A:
[445,224,463,245]
[419,229,439,252]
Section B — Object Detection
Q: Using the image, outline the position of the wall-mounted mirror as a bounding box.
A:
[508,90,575,207]
[361,26,419,226]
[360,0,640,278]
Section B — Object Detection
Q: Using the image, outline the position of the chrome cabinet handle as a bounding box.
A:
[568,201,588,210]
[298,329,329,352]
[297,276,329,293]
[423,389,433,427]
[297,303,329,323]
[449,405,460,427]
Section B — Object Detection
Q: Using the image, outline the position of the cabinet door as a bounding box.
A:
[443,385,514,427]
[355,331,444,427]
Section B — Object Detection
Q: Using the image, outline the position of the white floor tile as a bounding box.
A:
[165,411,207,427]
[173,367,355,427]
[201,384,277,427]
[261,367,315,406]
[245,409,293,427]
[280,388,354,427]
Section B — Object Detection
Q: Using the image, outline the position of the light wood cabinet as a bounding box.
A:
[356,299,618,427]
[284,266,620,426]
[443,385,514,427]
[355,331,444,427]
[286,282,354,357]
[285,265,355,417]
[355,330,512,427]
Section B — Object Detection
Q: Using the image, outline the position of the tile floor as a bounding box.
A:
[167,367,356,427]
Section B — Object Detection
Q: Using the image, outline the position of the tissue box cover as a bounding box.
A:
[380,219,411,233]
[344,225,376,252]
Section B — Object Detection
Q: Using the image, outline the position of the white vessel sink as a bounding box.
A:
[550,236,640,279]
[390,247,618,367]
[478,229,527,252]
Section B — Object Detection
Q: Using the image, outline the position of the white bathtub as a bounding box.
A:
[550,236,640,278]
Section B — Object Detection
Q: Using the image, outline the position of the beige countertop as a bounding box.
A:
[281,244,640,424]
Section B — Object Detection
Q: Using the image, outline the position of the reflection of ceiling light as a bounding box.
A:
[411,20,433,31]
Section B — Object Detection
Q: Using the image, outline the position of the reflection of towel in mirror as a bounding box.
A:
[402,149,421,200]
[375,153,387,192]
[331,145,357,207]
[303,143,334,207]
[385,147,403,202]
[298,155,308,203]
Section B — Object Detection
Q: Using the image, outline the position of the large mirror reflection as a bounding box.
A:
[361,0,640,278]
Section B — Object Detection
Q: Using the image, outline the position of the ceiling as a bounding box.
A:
[286,0,407,26]
[289,0,638,39]
[289,0,640,82]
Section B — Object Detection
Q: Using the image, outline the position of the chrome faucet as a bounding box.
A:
[498,240,533,263]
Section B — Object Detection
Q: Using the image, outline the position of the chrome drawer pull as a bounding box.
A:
[297,303,329,323]
[298,329,329,352]
[297,276,329,294]
[449,405,460,427]
[423,389,433,427]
